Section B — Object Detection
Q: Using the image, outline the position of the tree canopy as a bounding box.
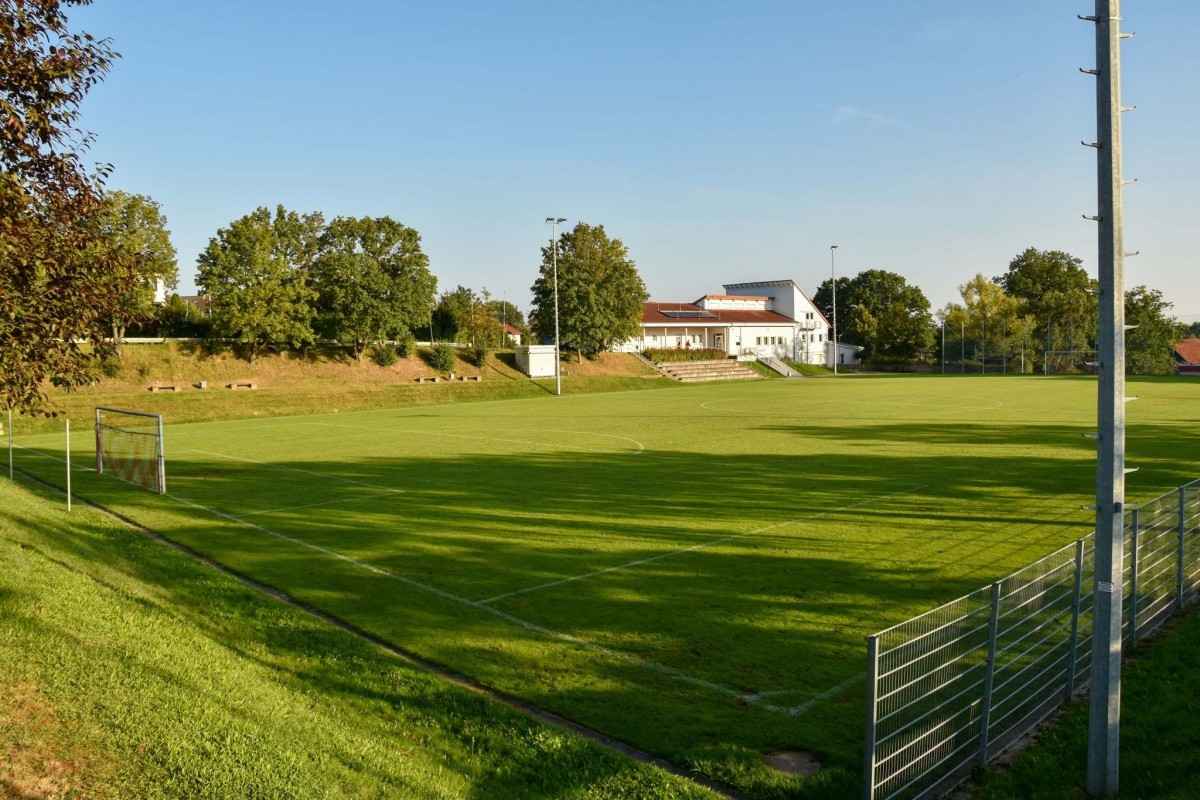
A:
[310,216,435,361]
[0,0,136,415]
[996,248,1097,353]
[529,222,648,357]
[1125,286,1182,375]
[815,269,933,360]
[97,190,178,342]
[196,206,322,364]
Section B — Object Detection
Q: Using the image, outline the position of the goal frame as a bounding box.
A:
[1043,350,1099,376]
[94,406,166,494]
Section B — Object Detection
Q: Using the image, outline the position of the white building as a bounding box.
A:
[618,279,831,365]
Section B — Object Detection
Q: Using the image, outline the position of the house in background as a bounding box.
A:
[617,279,831,365]
[502,323,523,347]
[1174,339,1200,376]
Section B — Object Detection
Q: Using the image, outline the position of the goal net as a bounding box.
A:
[1043,350,1098,375]
[94,407,166,494]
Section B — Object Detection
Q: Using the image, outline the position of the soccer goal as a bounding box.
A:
[94,407,166,494]
[1043,350,1098,375]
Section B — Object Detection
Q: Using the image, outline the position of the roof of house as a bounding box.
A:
[697,294,771,302]
[502,323,522,335]
[642,302,795,326]
[1175,338,1200,364]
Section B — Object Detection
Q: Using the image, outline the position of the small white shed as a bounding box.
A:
[516,345,557,378]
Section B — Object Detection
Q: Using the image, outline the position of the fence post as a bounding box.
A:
[864,635,880,800]
[94,407,102,475]
[1128,508,1140,644]
[978,582,1001,763]
[1065,539,1086,702]
[1180,487,1189,609]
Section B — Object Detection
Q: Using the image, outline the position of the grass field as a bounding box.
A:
[8,373,1198,798]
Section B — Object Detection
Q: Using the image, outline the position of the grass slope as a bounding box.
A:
[7,373,1198,798]
[0,477,715,799]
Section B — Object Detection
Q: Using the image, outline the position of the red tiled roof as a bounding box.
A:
[502,323,522,335]
[1175,339,1200,364]
[697,294,770,301]
[642,302,794,325]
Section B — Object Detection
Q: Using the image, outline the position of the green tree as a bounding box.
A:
[996,248,1098,360]
[485,298,528,341]
[432,285,477,342]
[941,275,1019,369]
[311,216,436,362]
[461,288,505,350]
[1184,321,1200,338]
[97,190,178,343]
[822,269,933,360]
[0,0,135,415]
[812,276,853,339]
[529,222,648,358]
[1125,286,1182,374]
[196,206,322,364]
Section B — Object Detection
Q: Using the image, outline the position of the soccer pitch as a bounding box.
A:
[10,374,1198,791]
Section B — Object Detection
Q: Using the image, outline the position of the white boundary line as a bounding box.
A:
[184,449,403,491]
[163,490,820,715]
[480,484,930,605]
[234,490,405,518]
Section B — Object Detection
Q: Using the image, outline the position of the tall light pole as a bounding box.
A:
[830,245,839,374]
[1084,1,1129,794]
[546,217,566,396]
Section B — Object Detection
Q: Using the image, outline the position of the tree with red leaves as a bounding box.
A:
[1,0,136,415]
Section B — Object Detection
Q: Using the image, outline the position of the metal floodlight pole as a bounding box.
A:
[546,216,567,396]
[941,322,946,374]
[830,245,839,374]
[1083,1,1130,795]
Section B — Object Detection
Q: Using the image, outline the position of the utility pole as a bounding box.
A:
[546,217,567,396]
[830,245,839,374]
[1082,1,1131,795]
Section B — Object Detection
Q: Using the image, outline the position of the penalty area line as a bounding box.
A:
[164,491,797,717]
[480,484,930,605]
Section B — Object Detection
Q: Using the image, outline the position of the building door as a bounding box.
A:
[714,333,724,351]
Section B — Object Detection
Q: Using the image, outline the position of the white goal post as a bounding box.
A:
[1043,350,1098,375]
[94,407,166,494]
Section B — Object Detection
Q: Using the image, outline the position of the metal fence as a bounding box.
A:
[864,480,1200,800]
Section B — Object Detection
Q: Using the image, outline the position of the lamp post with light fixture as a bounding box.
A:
[546,217,566,396]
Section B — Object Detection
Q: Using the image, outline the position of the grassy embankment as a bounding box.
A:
[0,475,716,799]
[16,341,673,431]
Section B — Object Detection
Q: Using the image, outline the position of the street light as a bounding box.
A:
[830,246,839,374]
[546,216,567,396]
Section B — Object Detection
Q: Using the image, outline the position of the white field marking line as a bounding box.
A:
[234,490,405,518]
[479,484,930,605]
[743,669,866,714]
[305,421,646,455]
[164,491,795,716]
[184,449,403,492]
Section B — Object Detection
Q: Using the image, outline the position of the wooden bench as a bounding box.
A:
[147,384,181,392]
[227,380,257,390]
[415,376,439,383]
[467,375,481,382]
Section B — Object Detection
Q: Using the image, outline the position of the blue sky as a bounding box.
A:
[73,1,1199,320]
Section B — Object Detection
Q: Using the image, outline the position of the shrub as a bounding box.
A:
[643,347,728,362]
[474,342,492,367]
[371,343,399,367]
[430,342,457,372]
[396,333,416,359]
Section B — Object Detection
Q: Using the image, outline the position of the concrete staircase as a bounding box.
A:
[652,358,763,383]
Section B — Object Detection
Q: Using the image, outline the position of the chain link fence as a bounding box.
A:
[865,480,1200,800]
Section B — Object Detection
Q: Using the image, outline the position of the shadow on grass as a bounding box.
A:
[11,411,1194,797]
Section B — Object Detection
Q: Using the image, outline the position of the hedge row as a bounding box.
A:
[643,347,729,362]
